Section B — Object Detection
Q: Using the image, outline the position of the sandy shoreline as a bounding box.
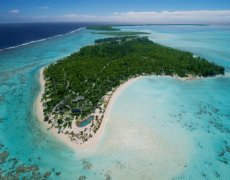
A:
[35,66,206,150]
[35,67,143,150]
[35,68,82,150]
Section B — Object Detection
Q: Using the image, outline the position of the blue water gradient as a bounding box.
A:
[0,29,107,179]
[0,25,230,179]
[0,23,90,50]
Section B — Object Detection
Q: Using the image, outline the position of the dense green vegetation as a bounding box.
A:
[87,25,150,36]
[94,36,139,44]
[86,25,120,31]
[43,36,224,124]
[92,31,151,36]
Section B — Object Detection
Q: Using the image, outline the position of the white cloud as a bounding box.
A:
[108,10,230,24]
[3,10,230,24]
[8,9,20,14]
[60,10,230,24]
[40,6,49,10]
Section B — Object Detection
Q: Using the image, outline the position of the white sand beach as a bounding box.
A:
[35,68,82,150]
[35,66,201,151]
[35,67,143,150]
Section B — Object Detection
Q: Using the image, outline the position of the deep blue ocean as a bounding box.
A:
[0,23,92,50]
[0,24,230,179]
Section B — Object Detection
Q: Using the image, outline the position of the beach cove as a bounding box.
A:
[35,67,144,149]
[36,64,204,151]
[36,35,224,150]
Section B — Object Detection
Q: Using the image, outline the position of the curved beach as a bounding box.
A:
[35,65,203,150]
[35,67,143,150]
[35,35,225,152]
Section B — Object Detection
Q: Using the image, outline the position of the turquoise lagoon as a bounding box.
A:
[0,25,230,179]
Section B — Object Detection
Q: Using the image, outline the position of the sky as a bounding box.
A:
[0,0,230,24]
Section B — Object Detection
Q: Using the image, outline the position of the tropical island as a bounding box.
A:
[86,25,120,31]
[39,36,224,147]
[92,31,151,36]
[87,25,151,36]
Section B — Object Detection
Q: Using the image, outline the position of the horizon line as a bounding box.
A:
[1,22,230,26]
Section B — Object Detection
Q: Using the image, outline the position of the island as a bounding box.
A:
[92,31,151,36]
[86,25,120,31]
[86,25,151,36]
[38,36,224,147]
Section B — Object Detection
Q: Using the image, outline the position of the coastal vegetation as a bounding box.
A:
[42,36,224,144]
[87,25,150,36]
[86,25,120,31]
[92,31,151,36]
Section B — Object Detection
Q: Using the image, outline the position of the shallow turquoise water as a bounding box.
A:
[0,25,230,179]
[101,76,230,179]
[0,29,107,179]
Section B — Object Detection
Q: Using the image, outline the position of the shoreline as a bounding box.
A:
[35,68,83,150]
[35,67,220,150]
[35,67,143,150]
[0,27,84,52]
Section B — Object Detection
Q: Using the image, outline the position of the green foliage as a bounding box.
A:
[92,31,151,36]
[94,36,139,44]
[86,25,120,31]
[43,37,224,120]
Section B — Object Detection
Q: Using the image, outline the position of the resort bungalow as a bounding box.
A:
[71,108,81,114]
[72,96,85,103]
[65,105,71,109]
[52,96,70,112]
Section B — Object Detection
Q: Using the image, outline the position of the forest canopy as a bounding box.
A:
[86,25,120,31]
[43,36,224,121]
